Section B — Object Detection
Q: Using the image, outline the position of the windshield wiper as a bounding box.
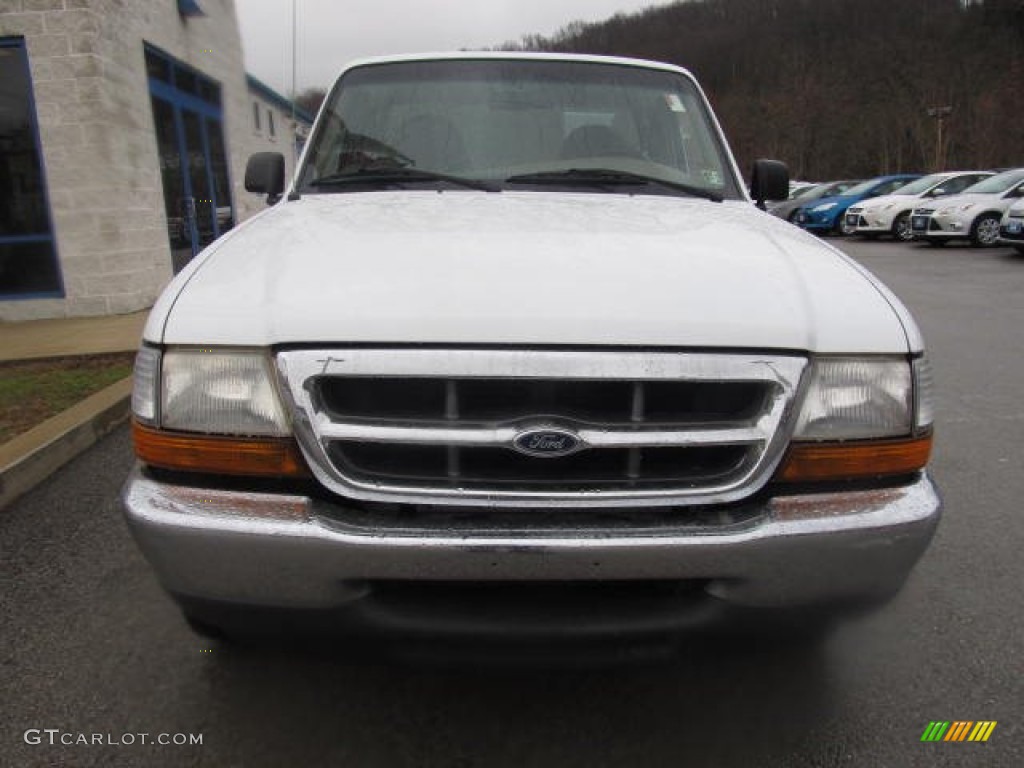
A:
[505,169,723,202]
[309,167,499,193]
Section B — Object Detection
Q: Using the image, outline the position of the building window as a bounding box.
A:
[268,110,275,139]
[177,0,205,18]
[252,101,261,133]
[0,38,62,298]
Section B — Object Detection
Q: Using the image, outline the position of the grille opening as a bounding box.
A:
[317,378,448,421]
[643,380,766,423]
[328,442,752,491]
[457,379,634,422]
[317,377,770,425]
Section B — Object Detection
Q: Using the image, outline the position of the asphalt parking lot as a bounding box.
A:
[2,238,1022,767]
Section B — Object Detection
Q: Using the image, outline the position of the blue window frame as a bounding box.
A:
[0,37,63,300]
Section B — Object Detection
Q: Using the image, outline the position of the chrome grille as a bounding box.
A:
[277,350,807,508]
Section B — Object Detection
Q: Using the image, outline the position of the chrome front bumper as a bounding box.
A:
[122,466,942,616]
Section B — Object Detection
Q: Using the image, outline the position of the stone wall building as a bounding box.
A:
[0,0,312,321]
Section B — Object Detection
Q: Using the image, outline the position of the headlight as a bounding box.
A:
[160,348,290,436]
[776,356,933,483]
[812,203,837,212]
[131,346,307,478]
[794,358,912,440]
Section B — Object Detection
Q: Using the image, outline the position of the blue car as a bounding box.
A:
[794,174,922,235]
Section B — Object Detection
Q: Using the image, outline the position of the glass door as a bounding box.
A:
[145,45,234,274]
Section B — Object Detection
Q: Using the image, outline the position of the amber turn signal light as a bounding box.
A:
[133,421,310,478]
[774,434,933,483]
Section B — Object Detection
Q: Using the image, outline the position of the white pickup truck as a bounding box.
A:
[123,53,940,645]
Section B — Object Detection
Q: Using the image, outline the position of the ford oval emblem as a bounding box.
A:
[513,429,582,458]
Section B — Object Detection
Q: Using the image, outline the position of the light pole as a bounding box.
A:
[926,105,952,171]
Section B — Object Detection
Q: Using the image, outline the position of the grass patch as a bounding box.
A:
[0,352,135,443]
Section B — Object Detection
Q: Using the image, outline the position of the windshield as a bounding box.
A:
[789,184,820,200]
[962,169,1024,194]
[841,178,893,197]
[298,59,741,198]
[890,174,947,196]
[820,180,860,196]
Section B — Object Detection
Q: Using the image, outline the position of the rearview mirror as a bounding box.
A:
[245,152,286,204]
[750,159,789,210]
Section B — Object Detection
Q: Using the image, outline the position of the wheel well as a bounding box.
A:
[972,211,1002,226]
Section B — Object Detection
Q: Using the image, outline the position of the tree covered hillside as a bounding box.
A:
[503,0,1024,179]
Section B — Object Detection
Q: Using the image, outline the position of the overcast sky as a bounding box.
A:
[235,0,678,95]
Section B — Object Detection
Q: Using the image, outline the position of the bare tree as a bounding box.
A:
[509,0,1022,179]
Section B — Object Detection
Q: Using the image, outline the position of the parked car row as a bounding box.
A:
[774,167,1024,249]
[847,171,993,242]
[791,175,922,235]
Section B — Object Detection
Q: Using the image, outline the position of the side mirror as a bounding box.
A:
[750,159,789,210]
[930,187,946,197]
[245,152,286,204]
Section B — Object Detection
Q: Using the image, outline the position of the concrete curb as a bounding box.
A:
[0,378,132,510]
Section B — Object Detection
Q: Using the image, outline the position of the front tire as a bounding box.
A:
[970,214,1001,247]
[892,212,914,242]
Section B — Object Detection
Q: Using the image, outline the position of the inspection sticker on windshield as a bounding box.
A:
[701,169,722,186]
[664,93,686,112]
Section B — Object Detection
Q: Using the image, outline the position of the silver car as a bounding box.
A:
[910,168,1024,247]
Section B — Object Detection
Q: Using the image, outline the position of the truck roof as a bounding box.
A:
[332,51,696,83]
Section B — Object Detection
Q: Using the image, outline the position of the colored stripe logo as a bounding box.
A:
[921,721,997,742]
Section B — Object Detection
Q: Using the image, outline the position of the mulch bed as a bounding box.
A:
[0,352,136,444]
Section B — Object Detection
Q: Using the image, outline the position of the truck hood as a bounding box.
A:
[150,191,913,353]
